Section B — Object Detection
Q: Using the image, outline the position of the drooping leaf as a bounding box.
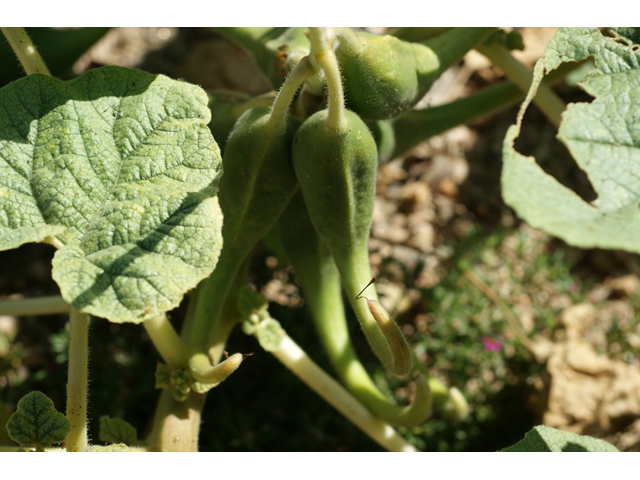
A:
[501,425,619,452]
[98,416,138,446]
[6,391,71,449]
[0,65,223,323]
[502,27,640,253]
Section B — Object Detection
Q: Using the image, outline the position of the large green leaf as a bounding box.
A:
[501,425,619,452]
[502,27,640,253]
[0,66,223,323]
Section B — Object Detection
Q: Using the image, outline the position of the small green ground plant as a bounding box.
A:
[0,27,628,452]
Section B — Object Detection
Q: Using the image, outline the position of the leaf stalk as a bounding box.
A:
[65,308,89,452]
[265,332,418,452]
[475,41,565,127]
[1,27,50,76]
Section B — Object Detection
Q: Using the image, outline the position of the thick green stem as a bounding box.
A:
[476,42,565,127]
[65,309,89,452]
[308,27,348,134]
[1,27,50,76]
[265,55,317,136]
[267,333,417,452]
[147,259,249,451]
[0,295,69,316]
[143,314,189,370]
[146,388,205,452]
[188,251,240,360]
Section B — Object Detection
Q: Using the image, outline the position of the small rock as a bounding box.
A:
[408,223,435,253]
[560,303,596,337]
[606,274,639,298]
[399,182,431,210]
[588,284,611,303]
[437,178,459,197]
[391,245,421,274]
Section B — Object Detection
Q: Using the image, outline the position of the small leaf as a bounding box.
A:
[6,391,71,449]
[98,416,138,446]
[501,425,619,452]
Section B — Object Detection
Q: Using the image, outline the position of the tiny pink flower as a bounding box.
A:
[482,336,502,352]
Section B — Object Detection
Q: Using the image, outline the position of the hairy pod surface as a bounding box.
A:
[292,109,411,373]
[220,106,300,257]
[188,106,299,360]
[337,32,439,121]
[292,109,376,272]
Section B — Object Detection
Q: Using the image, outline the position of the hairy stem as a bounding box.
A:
[143,314,189,370]
[335,28,364,57]
[267,333,417,452]
[265,55,317,136]
[308,27,348,134]
[65,309,89,452]
[0,295,69,316]
[476,42,565,127]
[1,27,50,76]
[146,388,205,452]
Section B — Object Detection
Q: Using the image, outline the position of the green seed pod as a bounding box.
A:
[337,28,495,121]
[188,106,299,371]
[337,32,439,121]
[293,109,375,282]
[219,106,299,256]
[292,109,411,376]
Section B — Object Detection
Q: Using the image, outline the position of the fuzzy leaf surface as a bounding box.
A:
[501,425,618,452]
[6,391,71,448]
[0,66,223,322]
[502,27,640,253]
